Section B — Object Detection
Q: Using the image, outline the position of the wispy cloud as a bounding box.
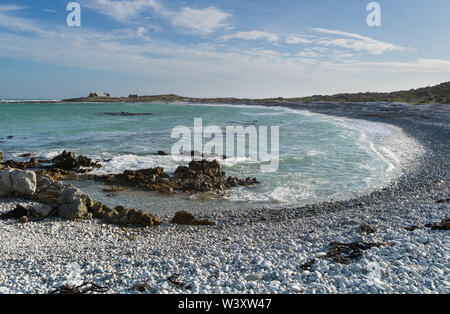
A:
[169,7,230,34]
[84,0,159,22]
[286,34,313,44]
[85,0,230,34]
[0,4,448,97]
[221,31,279,43]
[311,28,410,55]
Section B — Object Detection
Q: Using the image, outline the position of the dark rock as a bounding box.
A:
[52,151,101,171]
[93,159,257,194]
[300,259,316,271]
[99,112,153,116]
[326,241,387,264]
[7,136,13,139]
[170,210,215,226]
[157,151,168,156]
[2,158,39,170]
[405,225,420,232]
[435,198,450,204]
[425,219,450,231]
[356,224,377,234]
[0,205,30,220]
[18,153,35,158]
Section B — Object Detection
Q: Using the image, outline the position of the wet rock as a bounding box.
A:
[18,153,35,158]
[0,168,37,197]
[35,168,75,181]
[7,136,13,139]
[94,159,257,195]
[174,160,259,193]
[52,151,101,171]
[2,158,39,170]
[99,112,153,116]
[170,210,215,226]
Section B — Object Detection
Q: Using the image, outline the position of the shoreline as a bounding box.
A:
[0,102,448,294]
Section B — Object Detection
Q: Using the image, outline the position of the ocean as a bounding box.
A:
[0,102,423,215]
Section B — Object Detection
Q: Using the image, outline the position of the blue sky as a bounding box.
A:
[0,0,449,99]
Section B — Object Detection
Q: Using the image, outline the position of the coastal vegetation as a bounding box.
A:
[63,82,450,105]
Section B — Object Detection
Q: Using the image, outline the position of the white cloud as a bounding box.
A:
[221,31,279,43]
[286,35,313,44]
[170,7,230,34]
[312,28,409,55]
[0,7,448,98]
[84,0,159,22]
[86,1,230,34]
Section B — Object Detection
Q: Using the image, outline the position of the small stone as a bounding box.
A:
[19,216,28,224]
[245,274,262,282]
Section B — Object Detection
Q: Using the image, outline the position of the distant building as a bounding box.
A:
[88,92,110,98]
[129,94,138,98]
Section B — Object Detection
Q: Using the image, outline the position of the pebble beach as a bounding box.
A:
[0,101,449,294]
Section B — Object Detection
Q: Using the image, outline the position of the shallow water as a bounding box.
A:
[0,102,423,215]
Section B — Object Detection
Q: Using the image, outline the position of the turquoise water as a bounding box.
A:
[0,102,422,214]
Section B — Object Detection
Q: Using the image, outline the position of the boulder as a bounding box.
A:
[35,175,65,203]
[170,210,215,226]
[28,203,56,219]
[56,187,93,219]
[0,169,37,197]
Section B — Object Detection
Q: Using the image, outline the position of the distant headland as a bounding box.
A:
[63,82,450,105]
[3,82,448,105]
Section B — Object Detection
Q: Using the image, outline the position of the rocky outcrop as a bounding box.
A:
[99,112,153,116]
[89,204,160,227]
[94,159,258,194]
[0,170,161,227]
[2,158,39,170]
[174,160,258,193]
[1,151,102,181]
[0,168,37,197]
[170,211,215,226]
[51,151,101,171]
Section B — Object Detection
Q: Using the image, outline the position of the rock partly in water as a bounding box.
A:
[99,112,153,116]
[170,210,215,226]
[52,151,101,171]
[0,168,37,197]
[174,160,259,193]
[1,158,39,170]
[94,160,258,194]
